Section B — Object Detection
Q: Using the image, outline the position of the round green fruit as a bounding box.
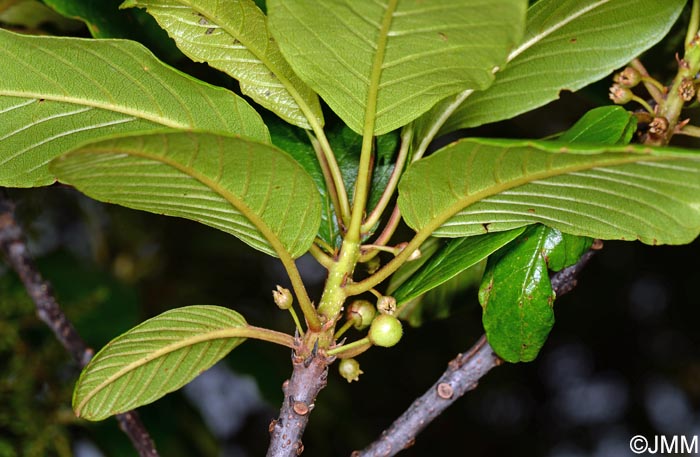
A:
[368,314,403,348]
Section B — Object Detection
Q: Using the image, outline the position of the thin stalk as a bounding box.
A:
[287,308,304,337]
[656,19,700,144]
[238,325,296,348]
[358,205,402,263]
[630,59,664,104]
[308,132,344,225]
[347,221,438,297]
[309,242,334,269]
[361,126,413,232]
[675,123,700,137]
[309,125,351,225]
[412,89,474,163]
[687,0,700,48]
[333,319,355,340]
[326,337,371,357]
[279,254,321,330]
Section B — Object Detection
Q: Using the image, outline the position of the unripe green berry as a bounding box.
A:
[347,299,376,330]
[368,314,403,348]
[338,358,363,383]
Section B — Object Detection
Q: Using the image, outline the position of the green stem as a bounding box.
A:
[288,308,304,337]
[687,0,700,48]
[309,242,334,269]
[308,127,351,225]
[237,325,295,348]
[280,255,321,330]
[629,59,665,104]
[361,126,413,232]
[326,337,371,357]
[675,124,700,137]
[656,18,700,145]
[631,94,655,114]
[333,319,355,340]
[358,204,402,263]
[346,224,435,296]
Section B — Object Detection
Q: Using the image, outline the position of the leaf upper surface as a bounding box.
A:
[438,0,685,133]
[398,139,700,245]
[73,305,248,421]
[268,0,526,135]
[122,0,323,129]
[51,131,322,258]
[0,29,268,187]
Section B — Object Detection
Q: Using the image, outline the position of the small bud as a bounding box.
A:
[376,295,397,315]
[346,299,376,330]
[648,116,669,137]
[679,77,696,102]
[272,285,293,310]
[609,83,633,104]
[338,358,363,383]
[613,66,641,88]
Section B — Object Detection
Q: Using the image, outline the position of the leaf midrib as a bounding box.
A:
[173,0,320,127]
[75,325,254,416]
[0,90,189,129]
[68,145,292,257]
[412,152,688,235]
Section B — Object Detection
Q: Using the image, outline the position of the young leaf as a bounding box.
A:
[50,131,322,259]
[480,225,576,363]
[398,138,700,245]
[392,228,526,306]
[73,305,249,421]
[435,0,684,134]
[122,0,324,130]
[558,106,636,145]
[0,29,268,188]
[268,0,526,135]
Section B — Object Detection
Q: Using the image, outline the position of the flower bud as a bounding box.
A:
[338,358,363,383]
[679,77,696,102]
[272,285,293,310]
[346,299,376,330]
[613,66,641,88]
[609,83,633,104]
[376,295,397,316]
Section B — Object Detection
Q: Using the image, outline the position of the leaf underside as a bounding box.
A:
[51,131,322,258]
[0,28,268,187]
[399,139,700,246]
[122,0,323,129]
[438,0,685,133]
[268,0,526,135]
[73,305,247,421]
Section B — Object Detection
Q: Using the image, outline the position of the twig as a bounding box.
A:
[267,340,334,457]
[0,194,159,457]
[353,247,599,457]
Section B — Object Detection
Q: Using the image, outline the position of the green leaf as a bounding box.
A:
[267,119,339,248]
[392,228,526,306]
[73,305,248,421]
[479,225,558,362]
[545,231,593,272]
[122,0,323,130]
[398,138,700,245]
[0,29,268,188]
[559,106,636,145]
[268,0,526,135]
[50,131,321,258]
[438,0,685,133]
[43,0,183,62]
